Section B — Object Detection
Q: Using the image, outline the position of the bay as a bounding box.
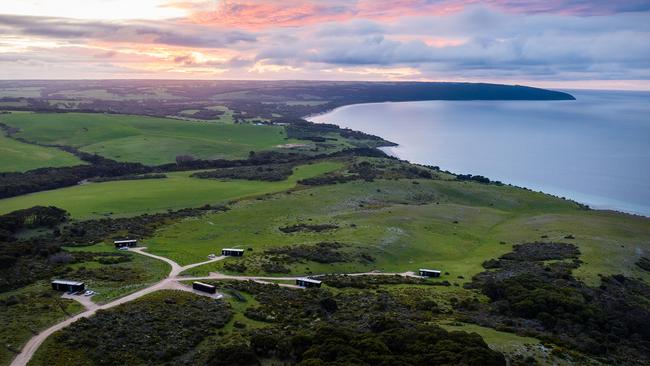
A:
[309,90,650,217]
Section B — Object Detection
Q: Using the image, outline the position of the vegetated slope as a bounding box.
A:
[0,112,294,165]
[141,158,650,285]
[0,283,84,366]
[0,162,342,218]
[2,159,648,365]
[0,132,84,173]
[463,243,650,366]
[30,285,505,366]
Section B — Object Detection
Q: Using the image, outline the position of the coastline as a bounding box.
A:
[380,142,647,218]
[306,98,650,218]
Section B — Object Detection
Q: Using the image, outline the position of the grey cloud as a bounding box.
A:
[0,14,256,48]
[253,6,650,82]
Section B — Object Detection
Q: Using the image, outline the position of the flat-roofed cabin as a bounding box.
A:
[296,278,322,288]
[419,269,441,277]
[51,279,85,292]
[222,248,244,257]
[114,239,137,248]
[192,281,216,294]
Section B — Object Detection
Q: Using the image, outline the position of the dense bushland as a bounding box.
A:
[320,274,451,289]
[196,280,505,366]
[298,159,439,186]
[278,223,339,233]
[464,242,650,365]
[265,242,350,264]
[193,163,296,182]
[52,291,231,365]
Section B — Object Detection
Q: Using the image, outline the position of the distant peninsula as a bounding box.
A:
[0,80,574,120]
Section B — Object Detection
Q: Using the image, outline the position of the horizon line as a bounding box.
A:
[0,79,648,92]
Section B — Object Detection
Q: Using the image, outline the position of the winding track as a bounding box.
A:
[10,248,420,366]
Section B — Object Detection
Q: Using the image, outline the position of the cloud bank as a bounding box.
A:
[0,0,648,89]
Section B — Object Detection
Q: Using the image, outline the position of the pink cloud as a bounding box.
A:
[184,0,468,29]
[179,0,650,29]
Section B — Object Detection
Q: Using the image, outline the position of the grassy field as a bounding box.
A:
[0,282,84,366]
[0,132,84,172]
[138,177,650,284]
[0,112,298,165]
[0,161,342,219]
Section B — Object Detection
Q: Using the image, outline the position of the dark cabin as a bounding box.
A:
[222,248,244,257]
[419,269,441,278]
[51,280,85,293]
[296,278,322,288]
[192,281,216,294]
[114,239,137,248]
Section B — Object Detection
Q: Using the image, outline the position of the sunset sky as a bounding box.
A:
[0,0,649,89]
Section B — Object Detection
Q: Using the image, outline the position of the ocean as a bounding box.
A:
[309,90,650,217]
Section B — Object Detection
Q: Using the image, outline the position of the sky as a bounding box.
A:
[0,0,649,89]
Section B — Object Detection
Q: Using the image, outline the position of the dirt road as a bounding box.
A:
[11,248,420,366]
[10,247,225,366]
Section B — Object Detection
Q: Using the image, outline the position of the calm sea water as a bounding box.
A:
[309,90,650,217]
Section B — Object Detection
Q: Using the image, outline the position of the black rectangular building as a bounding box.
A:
[296,278,322,288]
[222,248,244,257]
[114,239,137,248]
[193,281,216,294]
[51,280,85,292]
[419,269,441,277]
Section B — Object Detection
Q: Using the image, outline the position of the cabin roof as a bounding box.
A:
[52,279,84,286]
[419,268,441,273]
[222,248,244,251]
[297,278,322,284]
[193,281,215,288]
[114,239,137,243]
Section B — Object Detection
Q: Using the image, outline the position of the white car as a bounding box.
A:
[208,254,216,259]
[83,290,95,296]
[118,247,129,251]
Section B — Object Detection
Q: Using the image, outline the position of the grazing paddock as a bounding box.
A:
[0,112,299,165]
[0,162,342,219]
[0,132,84,172]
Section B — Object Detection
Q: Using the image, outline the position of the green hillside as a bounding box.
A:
[139,174,650,285]
[0,162,342,219]
[0,112,296,165]
[0,132,84,172]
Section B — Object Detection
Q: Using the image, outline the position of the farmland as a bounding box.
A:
[0,112,297,165]
[0,161,342,219]
[0,132,84,172]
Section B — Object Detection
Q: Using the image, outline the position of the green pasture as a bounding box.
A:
[0,132,84,172]
[0,112,297,165]
[0,161,342,219]
[139,178,650,284]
